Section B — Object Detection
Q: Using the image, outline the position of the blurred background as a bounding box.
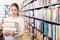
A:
[0,0,24,18]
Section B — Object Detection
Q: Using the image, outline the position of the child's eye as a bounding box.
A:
[14,9,17,11]
[11,9,13,11]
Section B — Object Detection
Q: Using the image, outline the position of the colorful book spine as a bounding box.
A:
[44,23,49,35]
[57,6,60,40]
[44,8,49,35]
[47,0,50,5]
[48,6,53,38]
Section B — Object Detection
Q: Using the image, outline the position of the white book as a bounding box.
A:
[3,22,19,33]
[36,20,40,29]
[34,10,38,18]
[2,22,19,28]
[37,0,43,7]
[47,8,50,21]
[55,5,59,40]
[29,3,33,9]
[44,0,47,5]
[44,8,47,20]
[30,11,33,17]
[33,1,38,8]
[30,19,34,26]
[56,25,58,40]
[39,9,44,19]
[34,10,40,18]
[51,0,57,4]
[3,27,17,32]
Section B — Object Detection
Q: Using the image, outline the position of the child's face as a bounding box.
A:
[10,6,18,16]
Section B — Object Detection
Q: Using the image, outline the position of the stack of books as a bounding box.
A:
[3,22,19,33]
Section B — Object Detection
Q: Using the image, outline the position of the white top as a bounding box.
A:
[3,17,25,38]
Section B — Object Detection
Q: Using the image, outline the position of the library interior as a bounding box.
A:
[0,0,60,40]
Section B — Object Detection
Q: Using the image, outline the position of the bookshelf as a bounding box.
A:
[20,0,60,40]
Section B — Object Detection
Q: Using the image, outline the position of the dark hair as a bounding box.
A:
[11,3,19,16]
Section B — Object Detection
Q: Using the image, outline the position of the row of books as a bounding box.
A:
[20,0,60,40]
[21,0,60,11]
[33,0,60,7]
[22,5,60,40]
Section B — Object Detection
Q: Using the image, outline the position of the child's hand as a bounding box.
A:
[9,32,15,36]
[3,31,9,36]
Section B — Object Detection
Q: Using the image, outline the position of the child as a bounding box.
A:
[3,3,25,40]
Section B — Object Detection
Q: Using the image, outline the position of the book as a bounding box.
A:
[35,20,40,29]
[40,33,43,40]
[57,6,60,40]
[3,22,19,33]
[47,0,50,5]
[30,26,32,33]
[34,29,36,35]
[34,9,44,19]
[37,0,41,7]
[30,18,34,26]
[57,25,60,40]
[40,0,44,6]
[51,0,60,4]
[34,0,44,8]
[36,31,41,40]
[48,24,52,38]
[44,0,47,5]
[52,6,58,40]
[34,10,38,18]
[29,3,33,9]
[44,22,49,35]
[29,11,33,17]
[33,1,38,8]
[58,7,60,22]
[39,9,44,19]
[44,8,49,35]
[49,6,53,39]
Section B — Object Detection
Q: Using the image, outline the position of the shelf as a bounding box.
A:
[21,0,34,9]
[20,0,27,6]
[21,2,60,12]
[44,2,60,8]
[23,15,60,25]
[25,21,52,40]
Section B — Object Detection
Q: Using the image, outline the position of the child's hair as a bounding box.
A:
[11,3,19,11]
[11,3,19,16]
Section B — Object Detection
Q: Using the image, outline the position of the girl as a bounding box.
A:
[3,3,25,40]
